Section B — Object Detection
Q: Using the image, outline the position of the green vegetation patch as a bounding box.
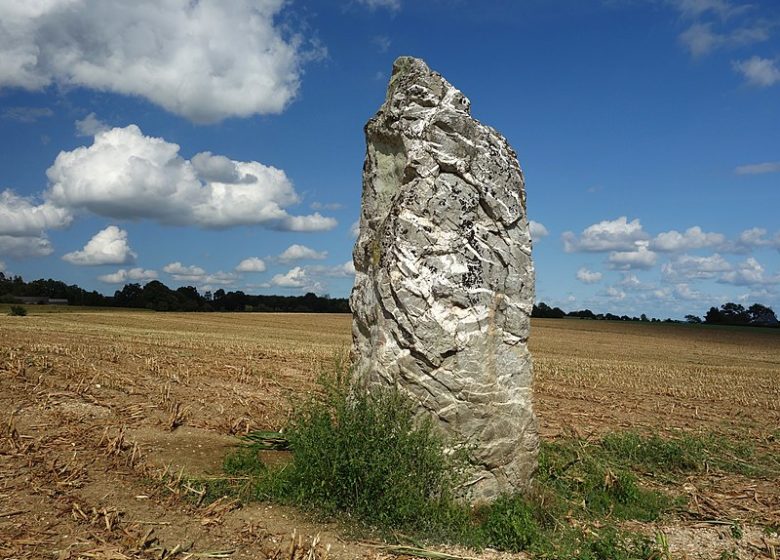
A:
[600,431,780,477]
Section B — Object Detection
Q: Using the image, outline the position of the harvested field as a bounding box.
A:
[1,309,779,559]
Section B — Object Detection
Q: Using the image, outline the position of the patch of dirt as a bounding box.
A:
[129,426,240,475]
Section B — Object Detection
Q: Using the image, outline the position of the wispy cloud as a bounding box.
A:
[671,0,747,20]
[356,0,401,11]
[735,161,780,174]
[733,56,780,86]
[372,35,391,53]
[678,21,769,57]
[1,106,53,123]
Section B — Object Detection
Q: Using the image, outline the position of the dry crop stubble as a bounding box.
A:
[1,309,779,559]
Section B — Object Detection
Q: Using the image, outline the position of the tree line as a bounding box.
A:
[0,273,349,313]
[533,301,778,327]
[2,272,776,324]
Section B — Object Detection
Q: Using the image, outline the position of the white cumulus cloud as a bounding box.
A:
[608,244,658,270]
[98,267,158,284]
[576,267,603,284]
[529,220,549,241]
[720,227,780,253]
[235,257,267,273]
[604,286,626,301]
[45,125,337,231]
[0,189,72,236]
[562,217,648,252]
[718,257,780,286]
[163,262,206,281]
[673,283,705,301]
[0,235,54,258]
[278,244,328,263]
[0,0,321,123]
[662,253,732,280]
[306,261,356,277]
[163,261,236,286]
[271,266,308,288]
[650,226,725,252]
[62,225,136,265]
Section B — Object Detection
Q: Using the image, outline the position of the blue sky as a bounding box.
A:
[0,0,778,318]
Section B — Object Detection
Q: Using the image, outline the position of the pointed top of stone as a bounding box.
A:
[383,56,471,115]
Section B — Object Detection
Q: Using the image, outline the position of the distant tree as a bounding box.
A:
[704,306,723,324]
[532,302,565,318]
[114,283,144,307]
[640,314,649,322]
[685,314,702,324]
[141,281,180,311]
[748,303,778,326]
[176,286,202,311]
[720,302,750,325]
[567,308,596,320]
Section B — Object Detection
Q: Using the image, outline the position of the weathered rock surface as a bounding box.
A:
[350,56,538,501]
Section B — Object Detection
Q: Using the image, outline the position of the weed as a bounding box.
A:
[479,494,542,551]
[9,305,27,316]
[251,372,471,536]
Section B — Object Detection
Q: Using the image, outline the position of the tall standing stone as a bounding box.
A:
[350,57,538,501]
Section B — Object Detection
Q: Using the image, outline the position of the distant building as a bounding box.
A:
[13,296,69,305]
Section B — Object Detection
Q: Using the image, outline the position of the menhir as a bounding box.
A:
[351,56,538,501]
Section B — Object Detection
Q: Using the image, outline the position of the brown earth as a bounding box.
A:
[1,310,778,559]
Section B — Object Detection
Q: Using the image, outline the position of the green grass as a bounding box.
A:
[180,372,777,558]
